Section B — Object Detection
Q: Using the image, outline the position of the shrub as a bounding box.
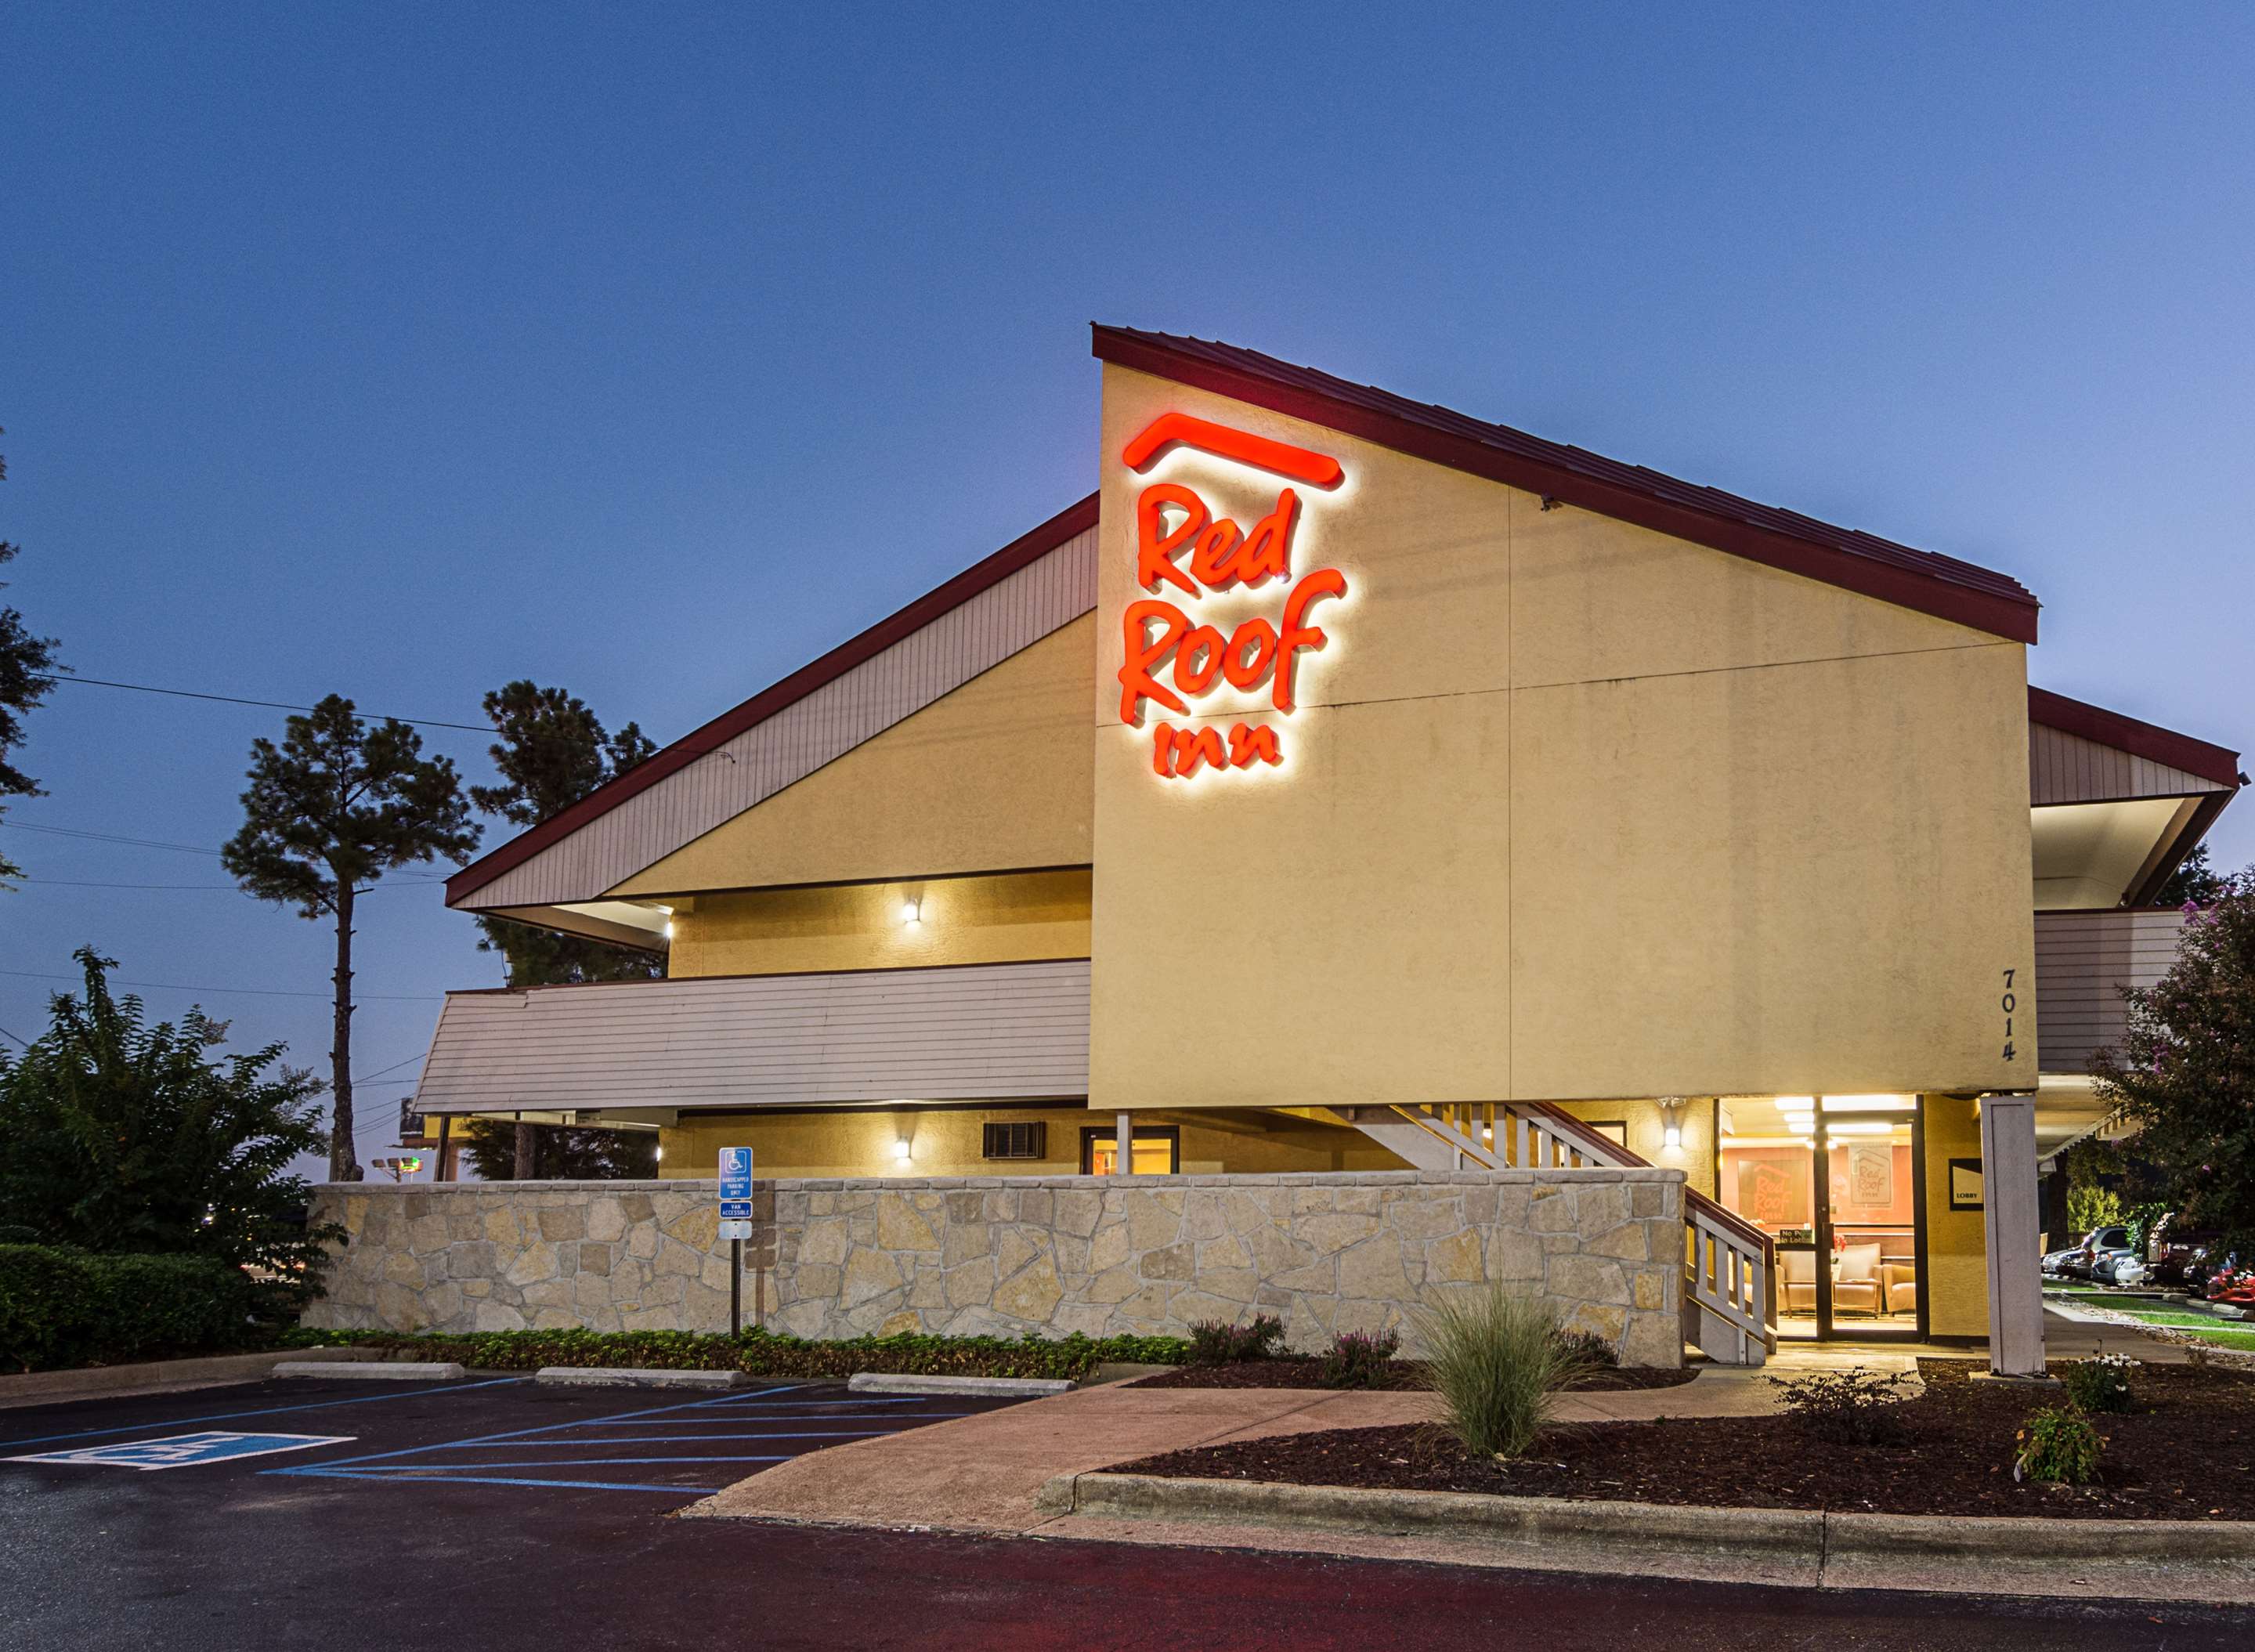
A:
[1320,1328,1400,1389]
[1187,1314,1285,1365]
[1551,1327,1617,1369]
[0,1245,295,1372]
[1767,1367,1912,1446]
[278,1325,1191,1382]
[2060,1353,2139,1414]
[2015,1405,2104,1484]
[1414,1286,1584,1459]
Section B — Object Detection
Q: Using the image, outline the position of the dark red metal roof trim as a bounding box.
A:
[446,491,1102,905]
[1093,325,2043,645]
[2029,686,2245,791]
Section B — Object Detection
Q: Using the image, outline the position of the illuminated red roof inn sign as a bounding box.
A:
[1116,414,1349,780]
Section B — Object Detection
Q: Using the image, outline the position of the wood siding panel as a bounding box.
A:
[413,960,1093,1114]
[2029,721,2225,807]
[466,528,1100,909]
[2033,909,2187,1074]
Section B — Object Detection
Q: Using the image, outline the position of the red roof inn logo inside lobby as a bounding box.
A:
[1115,413,1349,780]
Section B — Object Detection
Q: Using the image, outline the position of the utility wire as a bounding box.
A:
[0,1024,29,1050]
[31,672,491,734]
[0,967,441,1002]
[11,874,446,891]
[1,822,225,855]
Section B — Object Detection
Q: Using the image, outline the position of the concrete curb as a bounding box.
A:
[1038,1471,2255,1598]
[848,1372,1075,1398]
[535,1367,752,1390]
[271,1360,468,1381]
[0,1344,368,1411]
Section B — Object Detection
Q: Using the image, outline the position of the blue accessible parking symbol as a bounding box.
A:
[6,1431,354,1471]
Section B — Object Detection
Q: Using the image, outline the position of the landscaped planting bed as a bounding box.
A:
[1132,1358,1696,1393]
[288,1326,1189,1381]
[1114,1359,2255,1520]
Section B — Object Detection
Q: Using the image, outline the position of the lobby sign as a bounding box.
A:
[1116,414,1348,780]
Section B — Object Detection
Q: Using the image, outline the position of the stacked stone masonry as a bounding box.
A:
[304,1169,1686,1368]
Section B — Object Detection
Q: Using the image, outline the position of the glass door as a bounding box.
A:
[1718,1095,1925,1342]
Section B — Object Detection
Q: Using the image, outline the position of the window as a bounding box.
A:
[981,1121,1046,1161]
[1079,1126,1180,1175]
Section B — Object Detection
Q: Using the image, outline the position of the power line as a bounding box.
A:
[31,672,492,734]
[1,822,225,855]
[0,967,442,1002]
[0,1025,28,1050]
[11,874,446,891]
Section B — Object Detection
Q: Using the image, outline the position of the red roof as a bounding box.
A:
[1093,325,2041,645]
[2029,686,2244,791]
[446,492,1100,905]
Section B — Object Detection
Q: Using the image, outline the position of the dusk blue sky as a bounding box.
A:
[5,5,2250,1173]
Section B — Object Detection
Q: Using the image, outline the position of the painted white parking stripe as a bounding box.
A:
[6,1431,355,1471]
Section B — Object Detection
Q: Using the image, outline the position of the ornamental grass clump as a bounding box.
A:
[2060,1353,2139,1414]
[1414,1286,1586,1459]
[2015,1405,2104,1484]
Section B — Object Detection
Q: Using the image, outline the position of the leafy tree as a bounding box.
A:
[0,432,65,886]
[459,1117,658,1181]
[468,681,660,1177]
[0,948,340,1292]
[2157,844,2228,908]
[222,696,479,1182]
[2094,869,2255,1256]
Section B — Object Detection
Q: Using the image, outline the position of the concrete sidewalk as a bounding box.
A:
[683,1365,1833,1533]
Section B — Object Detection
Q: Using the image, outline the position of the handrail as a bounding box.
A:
[1686,1187,1775,1267]
[1512,1100,1642,1168]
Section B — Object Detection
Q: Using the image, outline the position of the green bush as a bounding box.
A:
[1767,1367,1913,1446]
[1319,1328,1400,1389]
[1186,1314,1285,1365]
[0,1245,295,1372]
[1551,1327,1617,1369]
[280,1325,1190,1381]
[2015,1404,2104,1484]
[1414,1286,1585,1459]
[2060,1354,2138,1414]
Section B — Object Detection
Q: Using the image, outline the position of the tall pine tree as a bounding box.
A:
[465,681,660,1178]
[223,696,479,1181]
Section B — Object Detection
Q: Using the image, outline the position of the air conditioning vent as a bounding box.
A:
[982,1122,1046,1161]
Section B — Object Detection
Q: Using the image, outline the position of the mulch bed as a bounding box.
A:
[1130,1358,1697,1393]
[1114,1358,2255,1520]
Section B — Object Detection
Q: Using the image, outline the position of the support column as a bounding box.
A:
[1979,1094,2046,1376]
[435,1114,453,1183]
[1115,1110,1135,1177]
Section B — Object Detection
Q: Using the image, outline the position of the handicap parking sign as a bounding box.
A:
[5,1432,354,1471]
[718,1144,753,1222]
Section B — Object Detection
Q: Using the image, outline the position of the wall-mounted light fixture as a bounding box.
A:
[892,1137,913,1166]
[899,899,921,927]
[1658,1097,1686,1152]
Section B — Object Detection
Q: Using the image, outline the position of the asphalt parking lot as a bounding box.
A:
[0,1372,1010,1500]
[5,1372,2253,1651]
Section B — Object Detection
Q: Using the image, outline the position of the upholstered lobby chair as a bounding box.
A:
[1781,1249,1819,1313]
[1833,1242,1883,1316]
[1882,1260,1918,1316]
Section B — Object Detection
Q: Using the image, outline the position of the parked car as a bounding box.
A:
[2057,1226,2132,1281]
[2093,1248,2149,1288]
[2150,1234,2217,1290]
[2040,1242,2085,1278]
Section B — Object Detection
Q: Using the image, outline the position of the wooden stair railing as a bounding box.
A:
[1365,1099,1777,1365]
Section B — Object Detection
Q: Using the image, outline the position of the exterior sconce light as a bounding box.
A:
[1659,1097,1686,1152]
[900,900,921,927]
[893,1138,913,1165]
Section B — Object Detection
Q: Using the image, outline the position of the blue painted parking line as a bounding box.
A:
[258,1379,1002,1498]
[0,1378,524,1451]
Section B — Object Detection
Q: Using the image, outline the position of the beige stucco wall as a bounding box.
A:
[302,1169,1687,1365]
[613,614,1095,900]
[663,867,1090,978]
[1090,363,2036,1110]
[656,1105,1411,1180]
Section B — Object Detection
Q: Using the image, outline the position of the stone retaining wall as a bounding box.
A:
[303,1169,1686,1367]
